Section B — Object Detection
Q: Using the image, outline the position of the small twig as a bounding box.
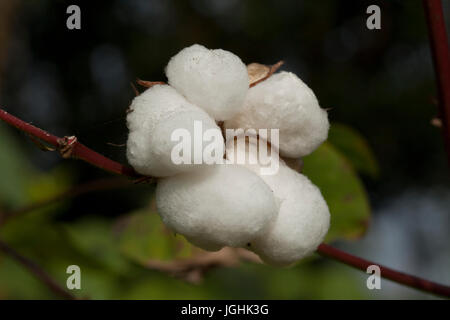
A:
[130,82,140,96]
[317,244,450,298]
[143,248,261,284]
[106,142,126,147]
[0,177,135,226]
[0,238,76,300]
[423,0,450,167]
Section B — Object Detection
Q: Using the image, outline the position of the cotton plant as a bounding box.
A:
[126,44,331,266]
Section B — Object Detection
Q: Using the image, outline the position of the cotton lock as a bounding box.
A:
[166,44,249,121]
[225,71,330,158]
[250,164,330,266]
[226,139,330,266]
[126,85,224,177]
[155,164,279,251]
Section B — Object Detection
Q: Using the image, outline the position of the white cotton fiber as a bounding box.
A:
[225,135,283,177]
[126,85,224,177]
[126,46,332,267]
[165,44,249,121]
[250,164,330,266]
[225,139,329,265]
[155,164,278,251]
[225,71,329,158]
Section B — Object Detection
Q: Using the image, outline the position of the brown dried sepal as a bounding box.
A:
[144,247,261,284]
[136,79,166,88]
[248,61,284,88]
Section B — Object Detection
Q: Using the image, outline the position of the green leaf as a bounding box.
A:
[118,208,199,265]
[0,123,35,207]
[62,218,131,274]
[328,123,379,178]
[0,123,72,213]
[25,167,72,205]
[302,142,371,241]
[3,214,131,299]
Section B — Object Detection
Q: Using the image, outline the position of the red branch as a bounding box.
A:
[0,109,140,178]
[317,244,450,298]
[423,0,450,167]
[1,108,450,298]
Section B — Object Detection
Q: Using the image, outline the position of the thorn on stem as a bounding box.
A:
[57,136,77,159]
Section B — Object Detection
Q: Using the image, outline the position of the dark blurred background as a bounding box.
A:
[0,0,449,299]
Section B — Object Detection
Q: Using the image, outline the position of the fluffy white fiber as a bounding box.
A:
[125,45,332,266]
[165,44,249,121]
[251,164,330,266]
[226,140,329,266]
[225,71,330,158]
[225,135,282,177]
[126,85,224,177]
[155,164,279,251]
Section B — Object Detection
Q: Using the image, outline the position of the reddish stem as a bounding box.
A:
[317,244,450,298]
[423,0,450,167]
[0,108,141,178]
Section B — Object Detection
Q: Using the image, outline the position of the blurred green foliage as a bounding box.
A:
[118,209,197,263]
[0,119,376,299]
[303,143,371,242]
[327,124,380,179]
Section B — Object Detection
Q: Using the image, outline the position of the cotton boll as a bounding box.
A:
[165,44,249,121]
[225,71,329,158]
[126,85,224,177]
[250,164,330,267]
[155,165,278,251]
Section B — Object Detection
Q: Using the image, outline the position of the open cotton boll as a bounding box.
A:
[250,164,330,266]
[165,44,249,121]
[126,85,224,177]
[225,71,329,158]
[155,164,278,251]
